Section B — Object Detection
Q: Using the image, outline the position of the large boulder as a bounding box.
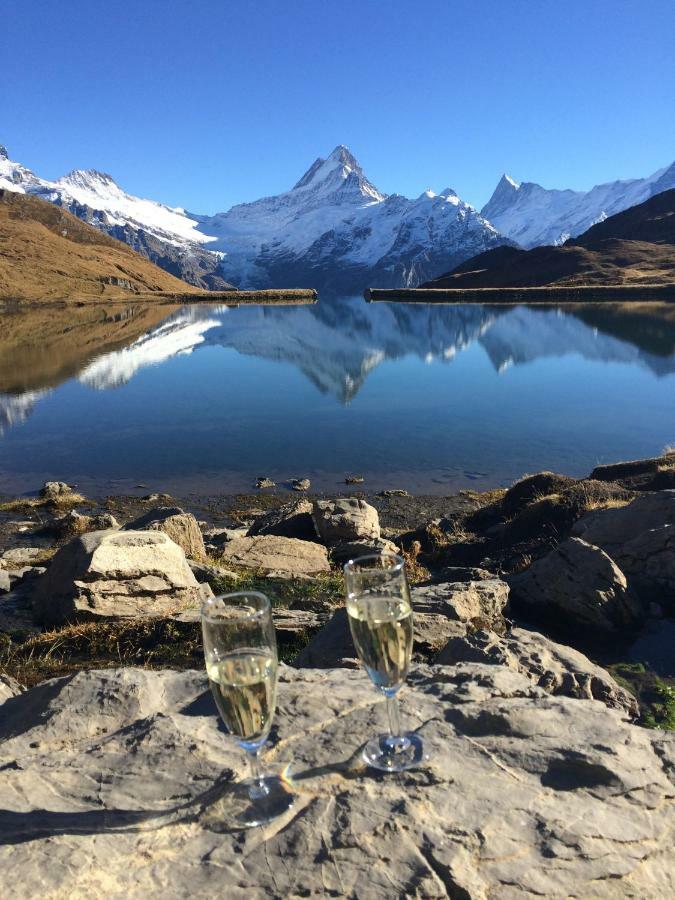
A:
[0,665,673,898]
[294,606,466,668]
[219,535,330,576]
[39,481,75,500]
[124,507,206,561]
[247,499,317,541]
[32,530,210,626]
[312,498,380,545]
[502,471,577,516]
[294,580,507,668]
[509,537,643,632]
[436,627,639,717]
[573,491,675,607]
[573,490,675,553]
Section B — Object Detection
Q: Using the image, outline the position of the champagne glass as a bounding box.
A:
[344,553,425,772]
[201,591,293,828]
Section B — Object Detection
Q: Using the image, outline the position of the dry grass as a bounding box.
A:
[0,493,89,513]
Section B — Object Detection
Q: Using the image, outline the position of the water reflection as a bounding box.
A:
[1,298,675,493]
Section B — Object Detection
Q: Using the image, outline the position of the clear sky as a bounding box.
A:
[3,0,674,213]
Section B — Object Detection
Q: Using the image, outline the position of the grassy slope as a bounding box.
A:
[0,190,201,301]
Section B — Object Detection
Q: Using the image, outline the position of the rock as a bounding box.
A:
[436,627,639,717]
[329,537,399,567]
[412,579,509,627]
[202,527,248,551]
[573,492,675,607]
[591,452,675,485]
[312,498,380,545]
[378,488,410,497]
[171,605,328,646]
[124,507,206,562]
[502,471,577,515]
[509,537,643,632]
[294,605,467,668]
[345,474,364,484]
[32,530,211,626]
[247,499,317,541]
[0,665,673,898]
[0,547,43,568]
[427,565,494,583]
[39,481,74,499]
[52,510,120,537]
[0,673,23,703]
[220,535,330,577]
[290,478,310,492]
[0,570,11,593]
[188,560,239,585]
[256,476,276,489]
[1,566,46,593]
[142,492,172,503]
[573,490,675,553]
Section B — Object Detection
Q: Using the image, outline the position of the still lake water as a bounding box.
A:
[1,298,674,496]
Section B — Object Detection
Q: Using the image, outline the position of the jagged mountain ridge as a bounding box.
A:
[482,159,675,248]
[194,146,510,291]
[0,143,509,291]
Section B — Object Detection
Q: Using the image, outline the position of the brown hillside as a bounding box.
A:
[0,190,201,302]
[424,188,675,289]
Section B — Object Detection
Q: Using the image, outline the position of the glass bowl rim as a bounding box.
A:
[201,590,271,622]
[343,551,405,575]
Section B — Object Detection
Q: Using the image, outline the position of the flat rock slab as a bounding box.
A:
[0,665,673,898]
[220,535,330,576]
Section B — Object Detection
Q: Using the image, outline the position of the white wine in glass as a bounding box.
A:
[201,591,294,828]
[344,553,425,772]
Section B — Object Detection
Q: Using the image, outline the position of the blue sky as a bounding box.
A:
[3,0,674,213]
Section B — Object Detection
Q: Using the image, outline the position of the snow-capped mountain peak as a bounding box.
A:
[482,162,675,248]
[58,168,120,192]
[291,144,384,203]
[0,145,8,160]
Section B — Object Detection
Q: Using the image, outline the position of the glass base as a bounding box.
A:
[363,731,425,772]
[201,776,294,831]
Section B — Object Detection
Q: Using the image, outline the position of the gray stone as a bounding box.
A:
[0,570,10,593]
[436,627,639,717]
[509,537,643,632]
[412,579,509,626]
[312,497,380,544]
[0,547,43,568]
[295,585,476,668]
[39,481,74,499]
[247,499,317,541]
[188,559,240,585]
[291,478,310,492]
[574,495,675,608]
[329,537,399,567]
[256,477,276,489]
[52,510,120,537]
[0,664,673,898]
[32,530,211,626]
[573,490,675,553]
[0,673,23,703]
[124,507,206,561]
[378,488,410,497]
[220,535,330,576]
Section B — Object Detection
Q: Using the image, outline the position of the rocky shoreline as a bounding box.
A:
[1,455,675,895]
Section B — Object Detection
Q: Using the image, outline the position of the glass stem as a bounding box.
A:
[246,747,269,799]
[386,694,402,739]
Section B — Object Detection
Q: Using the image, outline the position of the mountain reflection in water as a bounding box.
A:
[1,298,675,495]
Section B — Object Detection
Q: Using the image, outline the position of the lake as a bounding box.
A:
[1,298,675,497]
